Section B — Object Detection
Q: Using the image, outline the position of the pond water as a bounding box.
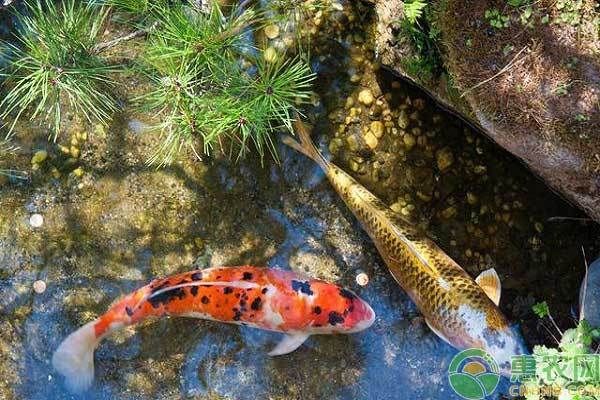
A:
[1,1,599,399]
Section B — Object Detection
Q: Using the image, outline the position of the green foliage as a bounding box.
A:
[138,2,314,165]
[524,320,600,400]
[396,0,443,84]
[555,0,583,26]
[98,0,150,15]
[524,301,600,400]
[0,0,120,140]
[532,301,550,318]
[403,0,427,25]
[485,8,510,29]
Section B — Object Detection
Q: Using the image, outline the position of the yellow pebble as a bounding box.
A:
[263,47,278,63]
[264,24,280,39]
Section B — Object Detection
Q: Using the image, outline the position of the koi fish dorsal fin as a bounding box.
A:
[475,268,501,306]
[268,333,310,356]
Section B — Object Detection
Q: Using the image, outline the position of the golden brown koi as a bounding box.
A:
[284,120,527,374]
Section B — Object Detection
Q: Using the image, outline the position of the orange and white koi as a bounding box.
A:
[52,266,375,393]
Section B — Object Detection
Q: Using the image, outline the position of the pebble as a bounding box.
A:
[264,24,280,39]
[364,131,378,149]
[72,167,84,177]
[370,121,384,138]
[263,47,278,63]
[33,280,46,294]
[436,147,454,171]
[346,135,359,152]
[390,202,403,213]
[31,150,47,165]
[466,192,479,205]
[345,96,354,109]
[29,214,44,228]
[356,272,369,286]
[397,111,409,129]
[441,206,457,219]
[403,134,416,151]
[358,89,374,106]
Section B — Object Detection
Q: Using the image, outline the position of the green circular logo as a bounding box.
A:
[448,348,500,399]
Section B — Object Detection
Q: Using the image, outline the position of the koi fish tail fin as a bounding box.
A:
[282,116,328,169]
[52,320,100,393]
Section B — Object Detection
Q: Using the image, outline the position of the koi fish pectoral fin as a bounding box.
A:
[424,319,453,347]
[475,268,501,306]
[268,333,310,356]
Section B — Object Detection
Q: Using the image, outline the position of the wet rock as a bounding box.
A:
[29,214,43,228]
[30,150,47,165]
[263,47,277,63]
[364,131,378,149]
[370,121,384,138]
[435,147,454,172]
[358,89,374,106]
[403,133,416,151]
[264,24,280,39]
[397,111,409,129]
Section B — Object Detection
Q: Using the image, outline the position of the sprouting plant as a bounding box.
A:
[485,8,510,29]
[138,2,315,166]
[0,0,120,140]
[519,6,534,27]
[532,301,550,318]
[554,0,583,26]
[403,0,427,25]
[522,300,600,400]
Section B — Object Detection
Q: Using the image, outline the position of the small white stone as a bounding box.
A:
[29,214,44,228]
[356,272,369,286]
[33,280,46,294]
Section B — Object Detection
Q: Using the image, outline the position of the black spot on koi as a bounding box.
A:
[242,272,253,280]
[251,297,262,311]
[291,280,314,296]
[328,311,345,326]
[191,272,203,281]
[148,287,185,308]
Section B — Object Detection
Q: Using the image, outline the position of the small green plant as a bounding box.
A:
[396,0,443,84]
[575,113,589,122]
[532,301,550,318]
[403,0,427,25]
[485,8,510,29]
[521,302,600,400]
[552,81,575,96]
[519,6,534,27]
[0,0,120,139]
[555,0,583,26]
[138,2,314,165]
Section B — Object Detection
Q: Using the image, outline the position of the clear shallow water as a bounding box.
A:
[1,145,463,399]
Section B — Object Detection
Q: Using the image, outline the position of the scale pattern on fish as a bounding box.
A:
[284,119,527,374]
[52,266,375,393]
